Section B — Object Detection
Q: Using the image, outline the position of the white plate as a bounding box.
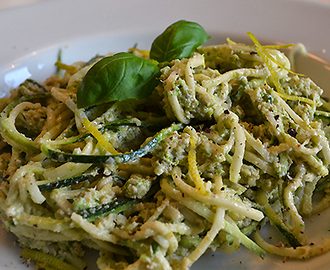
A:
[1,0,330,269]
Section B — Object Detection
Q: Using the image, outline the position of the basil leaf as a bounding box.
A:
[77,52,160,109]
[150,20,210,62]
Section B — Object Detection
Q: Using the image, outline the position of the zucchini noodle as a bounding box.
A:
[1,31,330,270]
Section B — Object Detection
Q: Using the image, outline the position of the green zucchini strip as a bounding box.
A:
[0,94,50,153]
[78,197,137,222]
[257,190,302,248]
[44,118,171,149]
[37,169,99,191]
[316,175,330,192]
[223,219,266,259]
[41,123,183,164]
[101,118,168,131]
[314,110,330,120]
[22,248,77,270]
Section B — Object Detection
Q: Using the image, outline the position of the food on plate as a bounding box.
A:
[1,20,330,270]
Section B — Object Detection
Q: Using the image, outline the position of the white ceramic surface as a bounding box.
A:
[1,0,330,269]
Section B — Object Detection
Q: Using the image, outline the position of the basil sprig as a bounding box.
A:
[77,52,160,109]
[77,20,210,109]
[150,20,210,62]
